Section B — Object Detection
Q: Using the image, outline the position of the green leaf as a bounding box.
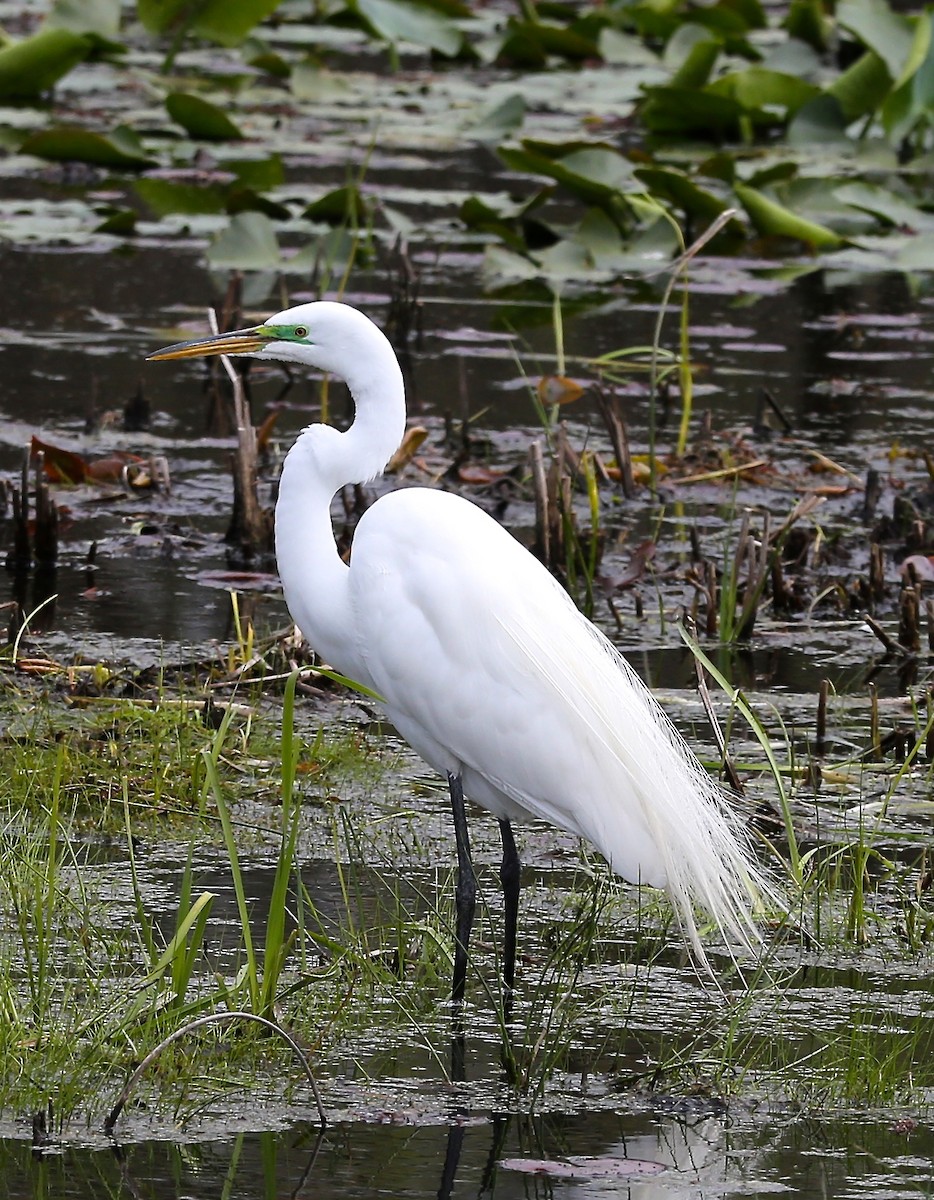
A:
[94,207,137,235]
[147,892,216,980]
[783,0,829,51]
[882,13,934,145]
[135,177,229,216]
[138,0,284,47]
[459,193,547,252]
[303,185,369,226]
[697,0,766,34]
[573,208,628,260]
[350,0,463,55]
[227,188,291,220]
[669,37,721,89]
[499,143,637,230]
[837,0,914,81]
[734,182,844,248]
[598,27,660,66]
[640,85,744,137]
[166,92,243,140]
[834,181,934,229]
[634,166,732,223]
[135,0,187,35]
[787,94,849,143]
[207,212,281,270]
[501,140,632,192]
[0,28,91,98]
[47,0,121,41]
[826,49,892,120]
[466,93,526,142]
[496,17,600,66]
[708,67,820,118]
[833,231,934,272]
[227,155,284,190]
[20,124,154,168]
[241,36,291,78]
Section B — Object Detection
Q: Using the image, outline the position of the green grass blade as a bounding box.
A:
[679,622,802,882]
[260,670,302,1017]
[202,707,260,1011]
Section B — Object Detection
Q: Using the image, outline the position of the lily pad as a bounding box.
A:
[500,1156,666,1180]
[634,165,733,224]
[495,17,601,67]
[460,193,552,253]
[47,0,122,43]
[707,67,820,118]
[20,124,154,169]
[826,49,893,120]
[466,93,526,142]
[734,181,845,248]
[228,188,291,220]
[135,177,229,217]
[0,28,92,99]
[227,156,284,190]
[640,85,746,137]
[882,13,934,144]
[165,92,244,141]
[350,0,463,56]
[787,93,850,143]
[500,141,634,210]
[837,0,915,80]
[94,206,137,235]
[137,0,284,47]
[784,0,830,50]
[206,211,281,270]
[834,181,934,230]
[303,186,370,226]
[241,36,292,78]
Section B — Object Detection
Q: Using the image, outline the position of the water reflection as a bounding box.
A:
[5,1108,934,1199]
[2,233,934,662]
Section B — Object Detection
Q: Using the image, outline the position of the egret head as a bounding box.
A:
[147,301,384,375]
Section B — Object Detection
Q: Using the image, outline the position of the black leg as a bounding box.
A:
[448,771,476,1007]
[499,818,521,998]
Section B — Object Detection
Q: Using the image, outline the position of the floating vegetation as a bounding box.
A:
[0,6,933,1190]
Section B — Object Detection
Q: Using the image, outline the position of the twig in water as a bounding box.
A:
[104,1011,326,1136]
[865,613,912,658]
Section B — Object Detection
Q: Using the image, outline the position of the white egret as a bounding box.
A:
[149,301,769,998]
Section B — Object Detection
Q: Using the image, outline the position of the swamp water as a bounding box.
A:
[1,7,934,1197]
[1,237,933,1199]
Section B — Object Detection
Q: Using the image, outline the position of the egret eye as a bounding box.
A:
[294,325,308,338]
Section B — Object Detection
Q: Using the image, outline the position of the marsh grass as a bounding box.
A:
[1,622,933,1130]
[0,668,382,1125]
[664,629,934,1106]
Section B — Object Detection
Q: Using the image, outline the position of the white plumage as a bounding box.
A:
[151,300,769,984]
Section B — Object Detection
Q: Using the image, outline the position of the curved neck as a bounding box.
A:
[274,338,406,681]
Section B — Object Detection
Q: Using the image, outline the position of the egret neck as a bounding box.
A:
[272,326,406,685]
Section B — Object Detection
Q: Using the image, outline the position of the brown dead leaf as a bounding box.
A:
[255,405,282,453]
[457,463,505,485]
[387,425,428,473]
[806,484,852,497]
[537,375,584,406]
[31,436,89,484]
[87,452,146,483]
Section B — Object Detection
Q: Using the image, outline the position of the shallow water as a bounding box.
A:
[5,1107,934,1199]
[2,4,934,1192]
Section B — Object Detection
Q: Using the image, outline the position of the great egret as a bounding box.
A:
[149,301,769,998]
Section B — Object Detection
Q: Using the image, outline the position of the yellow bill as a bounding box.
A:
[147,327,269,361]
